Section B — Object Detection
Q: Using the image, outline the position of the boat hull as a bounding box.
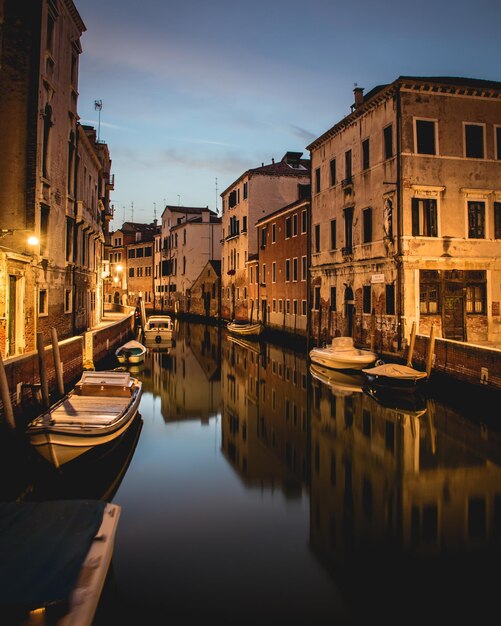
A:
[227,322,264,338]
[143,316,174,345]
[26,372,142,468]
[362,362,428,393]
[309,347,377,371]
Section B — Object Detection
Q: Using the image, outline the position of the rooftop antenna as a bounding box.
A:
[94,100,103,141]
[131,201,134,222]
[215,177,218,214]
[153,202,157,221]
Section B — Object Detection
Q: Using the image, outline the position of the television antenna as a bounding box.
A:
[94,100,103,141]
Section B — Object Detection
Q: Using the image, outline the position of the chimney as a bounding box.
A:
[271,158,275,164]
[353,86,364,109]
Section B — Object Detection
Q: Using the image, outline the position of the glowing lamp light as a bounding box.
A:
[116,264,123,272]
[27,235,39,246]
[113,276,119,283]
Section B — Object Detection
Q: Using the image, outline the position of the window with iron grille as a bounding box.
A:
[363,285,371,314]
[468,201,485,238]
[385,284,395,315]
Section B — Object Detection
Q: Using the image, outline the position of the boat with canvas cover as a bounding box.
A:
[362,362,428,392]
[26,370,142,468]
[309,336,377,371]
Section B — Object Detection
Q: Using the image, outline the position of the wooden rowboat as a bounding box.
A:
[227,320,264,338]
[26,370,142,468]
[115,340,146,364]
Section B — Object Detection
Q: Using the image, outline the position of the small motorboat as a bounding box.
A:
[26,370,143,468]
[227,320,264,338]
[143,315,174,345]
[362,362,428,393]
[0,500,120,626]
[115,340,146,364]
[309,336,377,371]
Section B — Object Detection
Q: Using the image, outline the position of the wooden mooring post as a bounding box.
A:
[425,324,436,378]
[0,351,15,431]
[51,327,65,396]
[406,322,417,367]
[37,332,50,409]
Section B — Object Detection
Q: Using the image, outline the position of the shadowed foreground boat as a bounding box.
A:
[115,340,146,364]
[0,500,120,626]
[26,371,142,468]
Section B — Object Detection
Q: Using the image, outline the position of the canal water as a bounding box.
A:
[2,320,501,625]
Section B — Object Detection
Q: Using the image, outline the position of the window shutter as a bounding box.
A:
[412,198,419,235]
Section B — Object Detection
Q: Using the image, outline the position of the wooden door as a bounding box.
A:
[443,292,466,341]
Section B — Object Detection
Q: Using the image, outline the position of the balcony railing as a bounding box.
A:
[341,177,353,189]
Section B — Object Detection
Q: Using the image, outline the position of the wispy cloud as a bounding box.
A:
[79,118,130,131]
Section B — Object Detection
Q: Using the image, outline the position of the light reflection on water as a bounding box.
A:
[5,320,501,625]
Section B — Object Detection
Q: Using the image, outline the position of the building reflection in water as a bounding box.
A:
[217,328,501,618]
[145,323,221,424]
[220,334,309,496]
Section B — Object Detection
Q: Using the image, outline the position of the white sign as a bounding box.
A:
[371,273,385,284]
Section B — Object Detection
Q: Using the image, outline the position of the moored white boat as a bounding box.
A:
[309,336,377,371]
[26,370,143,468]
[115,339,146,364]
[143,315,174,345]
[0,500,120,626]
[227,320,264,338]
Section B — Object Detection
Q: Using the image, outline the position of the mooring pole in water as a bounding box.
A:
[36,332,50,409]
[370,309,376,352]
[51,327,64,396]
[425,324,436,378]
[406,321,417,367]
[0,351,15,430]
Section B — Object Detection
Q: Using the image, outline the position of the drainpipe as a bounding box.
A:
[306,178,312,351]
[396,85,403,351]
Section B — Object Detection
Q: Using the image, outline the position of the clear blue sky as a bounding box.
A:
[76,0,501,229]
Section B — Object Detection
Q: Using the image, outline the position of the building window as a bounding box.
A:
[262,264,266,284]
[285,259,290,282]
[330,158,336,186]
[292,258,298,282]
[302,300,307,316]
[362,208,372,243]
[495,202,501,239]
[468,201,485,238]
[315,167,321,193]
[243,182,248,199]
[314,286,320,310]
[136,248,144,258]
[385,284,395,315]
[496,127,501,160]
[293,299,298,315]
[285,217,291,238]
[301,256,307,281]
[38,289,48,316]
[343,207,353,253]
[292,214,298,236]
[362,285,371,314]
[330,219,336,249]
[271,223,276,243]
[314,224,320,253]
[420,271,440,314]
[465,123,484,159]
[129,268,134,277]
[272,299,276,312]
[362,138,370,170]
[415,119,437,155]
[330,287,336,311]
[128,248,136,258]
[260,226,267,248]
[40,204,50,257]
[466,284,486,314]
[344,149,352,181]
[384,124,393,159]
[301,210,307,234]
[145,246,152,257]
[272,262,276,283]
[412,198,438,237]
[286,300,290,314]
[279,299,283,313]
[65,289,72,313]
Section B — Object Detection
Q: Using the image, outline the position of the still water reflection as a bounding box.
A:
[4,321,501,625]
